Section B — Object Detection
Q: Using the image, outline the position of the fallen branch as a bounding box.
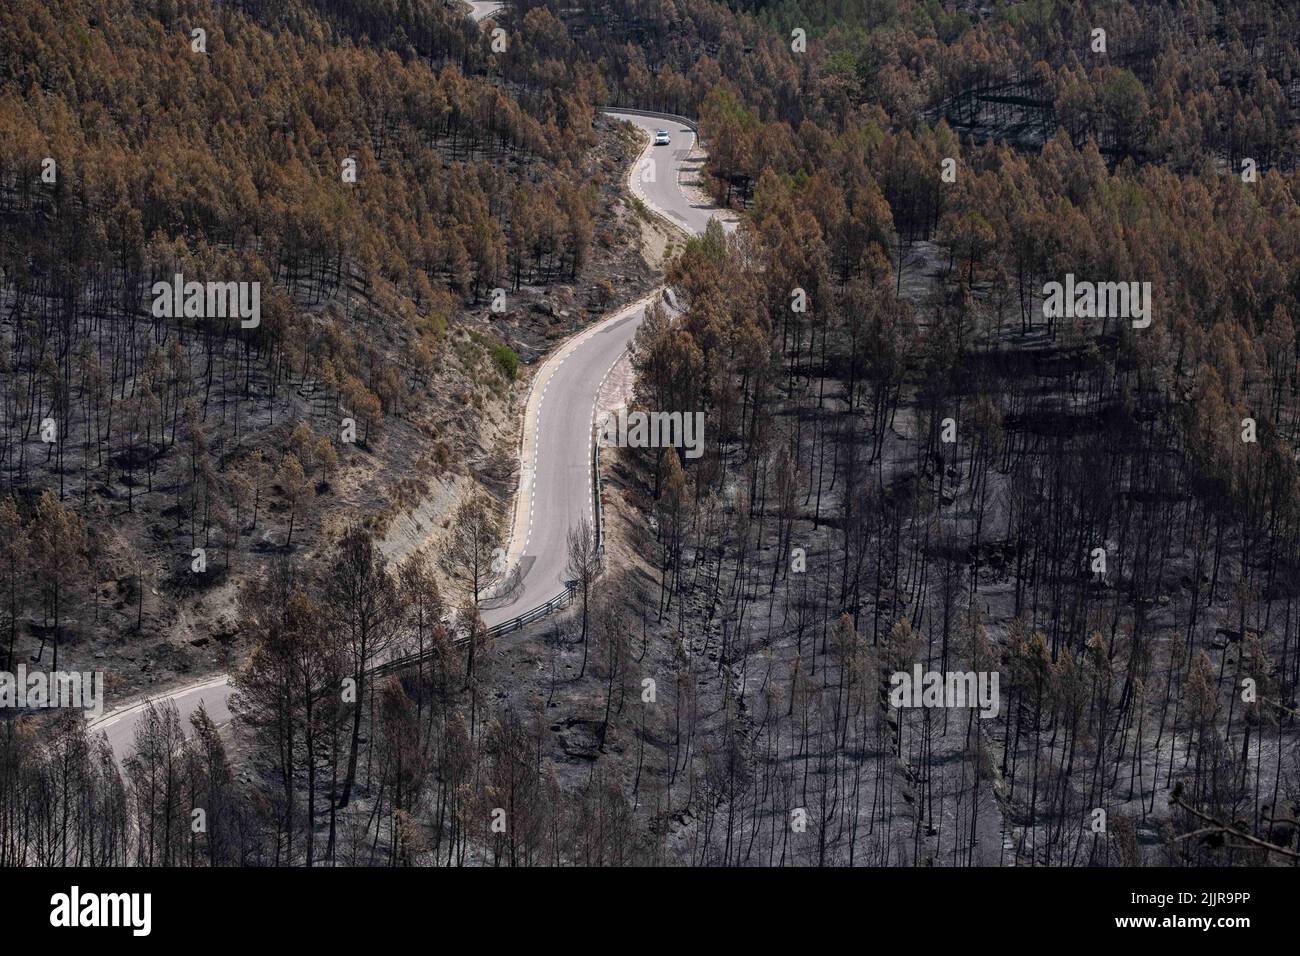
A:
[1171,796,1300,860]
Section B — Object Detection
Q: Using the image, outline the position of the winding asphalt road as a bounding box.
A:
[481,112,734,628]
[87,98,732,764]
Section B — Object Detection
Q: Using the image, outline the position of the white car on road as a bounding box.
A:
[653,129,671,145]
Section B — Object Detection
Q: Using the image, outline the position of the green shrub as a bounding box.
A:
[492,344,519,380]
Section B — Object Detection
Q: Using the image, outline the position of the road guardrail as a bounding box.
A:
[602,106,699,134]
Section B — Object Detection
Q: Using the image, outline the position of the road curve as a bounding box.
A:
[466,2,504,23]
[611,113,731,237]
[89,108,732,763]
[88,675,232,765]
